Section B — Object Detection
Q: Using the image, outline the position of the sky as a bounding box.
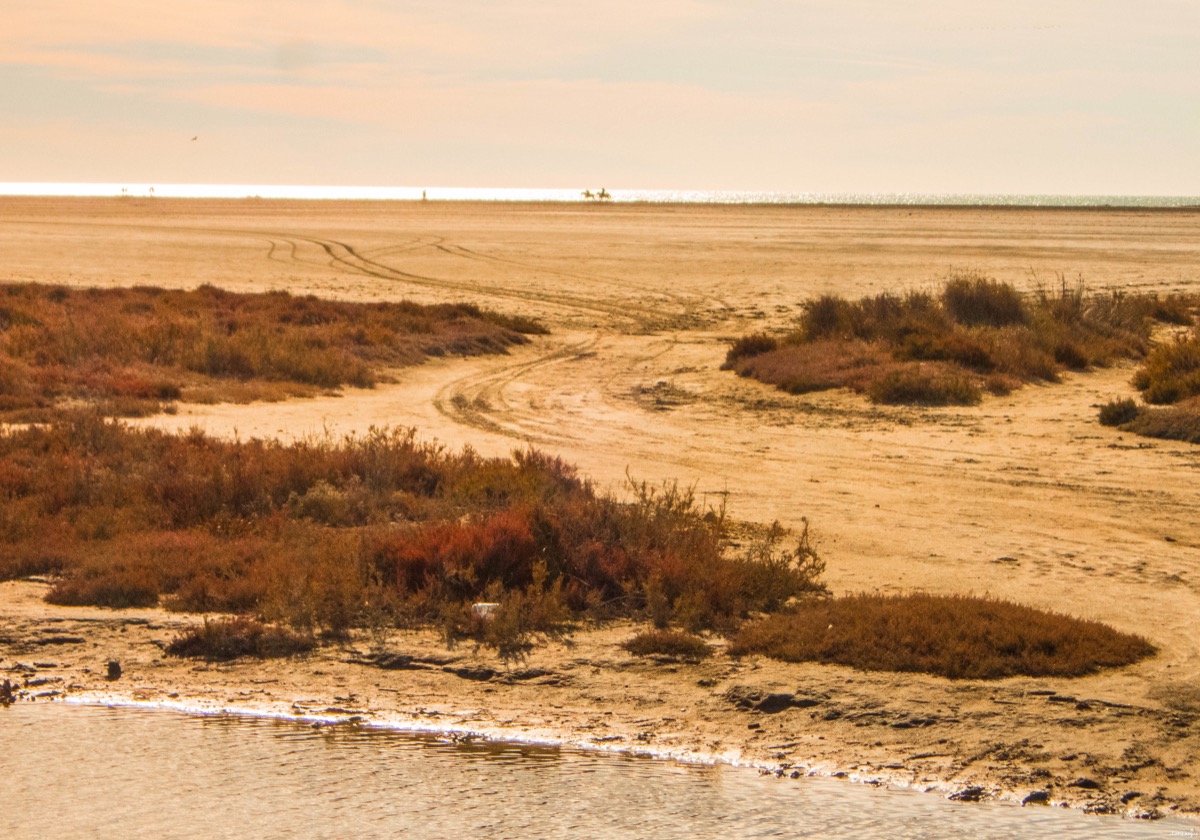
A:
[3,0,1198,194]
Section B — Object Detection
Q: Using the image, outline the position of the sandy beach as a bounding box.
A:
[2,197,1199,818]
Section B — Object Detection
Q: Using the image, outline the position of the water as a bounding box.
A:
[1,182,1198,207]
[0,703,1186,839]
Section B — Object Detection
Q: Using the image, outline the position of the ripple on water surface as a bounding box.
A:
[0,703,1187,839]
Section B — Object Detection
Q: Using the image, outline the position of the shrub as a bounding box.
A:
[623,629,712,662]
[0,283,545,420]
[867,366,982,406]
[1124,399,1200,444]
[1098,398,1140,427]
[730,593,1155,679]
[733,341,895,395]
[724,275,1196,407]
[3,417,824,640]
[722,333,778,369]
[942,273,1027,327]
[1133,332,1200,405]
[165,617,315,661]
[46,569,160,609]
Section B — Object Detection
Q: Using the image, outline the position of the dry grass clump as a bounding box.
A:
[165,617,315,661]
[1133,331,1200,405]
[1098,397,1141,427]
[0,414,824,641]
[1100,396,1200,444]
[0,283,545,419]
[730,593,1155,679]
[725,273,1196,406]
[1097,327,1200,444]
[622,629,712,662]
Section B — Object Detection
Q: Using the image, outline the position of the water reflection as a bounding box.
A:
[0,703,1183,839]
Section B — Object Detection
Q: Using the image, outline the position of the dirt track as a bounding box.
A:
[2,197,1199,817]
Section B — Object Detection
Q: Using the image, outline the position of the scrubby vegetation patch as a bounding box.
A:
[730,593,1155,679]
[165,617,315,661]
[0,415,825,645]
[622,629,713,662]
[0,283,545,419]
[725,274,1197,406]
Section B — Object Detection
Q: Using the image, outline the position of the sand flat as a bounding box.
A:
[2,197,1199,816]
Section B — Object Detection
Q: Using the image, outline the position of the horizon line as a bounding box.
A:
[1,182,1198,208]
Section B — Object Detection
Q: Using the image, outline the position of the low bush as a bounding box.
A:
[730,593,1155,679]
[722,333,779,369]
[942,273,1027,327]
[1133,332,1200,405]
[1098,398,1140,427]
[0,283,545,419]
[165,617,315,661]
[622,629,712,662]
[724,274,1197,406]
[1123,399,1200,444]
[867,366,982,406]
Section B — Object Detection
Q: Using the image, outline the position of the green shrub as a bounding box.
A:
[730,593,1155,679]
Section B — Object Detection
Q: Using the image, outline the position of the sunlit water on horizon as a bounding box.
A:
[0,703,1186,839]
[2,182,1199,207]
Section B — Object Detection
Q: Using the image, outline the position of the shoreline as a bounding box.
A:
[2,579,1194,823]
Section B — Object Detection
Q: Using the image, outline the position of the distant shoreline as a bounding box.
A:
[2,196,1199,217]
[1,183,1198,209]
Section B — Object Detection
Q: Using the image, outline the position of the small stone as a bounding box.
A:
[1022,790,1051,806]
[949,786,987,802]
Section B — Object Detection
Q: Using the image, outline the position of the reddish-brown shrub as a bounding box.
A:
[4,416,823,635]
[0,283,544,419]
[731,593,1155,679]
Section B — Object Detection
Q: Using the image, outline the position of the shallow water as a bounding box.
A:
[0,703,1186,839]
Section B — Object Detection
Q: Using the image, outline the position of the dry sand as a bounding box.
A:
[2,197,1199,819]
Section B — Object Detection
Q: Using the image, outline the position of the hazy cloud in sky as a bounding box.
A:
[3,0,1198,193]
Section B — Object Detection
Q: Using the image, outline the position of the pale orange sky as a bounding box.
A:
[3,0,1198,194]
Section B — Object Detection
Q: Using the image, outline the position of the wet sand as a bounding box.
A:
[2,198,1199,818]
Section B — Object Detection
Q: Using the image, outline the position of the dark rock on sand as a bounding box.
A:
[723,686,822,713]
[345,652,454,671]
[948,786,988,802]
[444,665,497,681]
